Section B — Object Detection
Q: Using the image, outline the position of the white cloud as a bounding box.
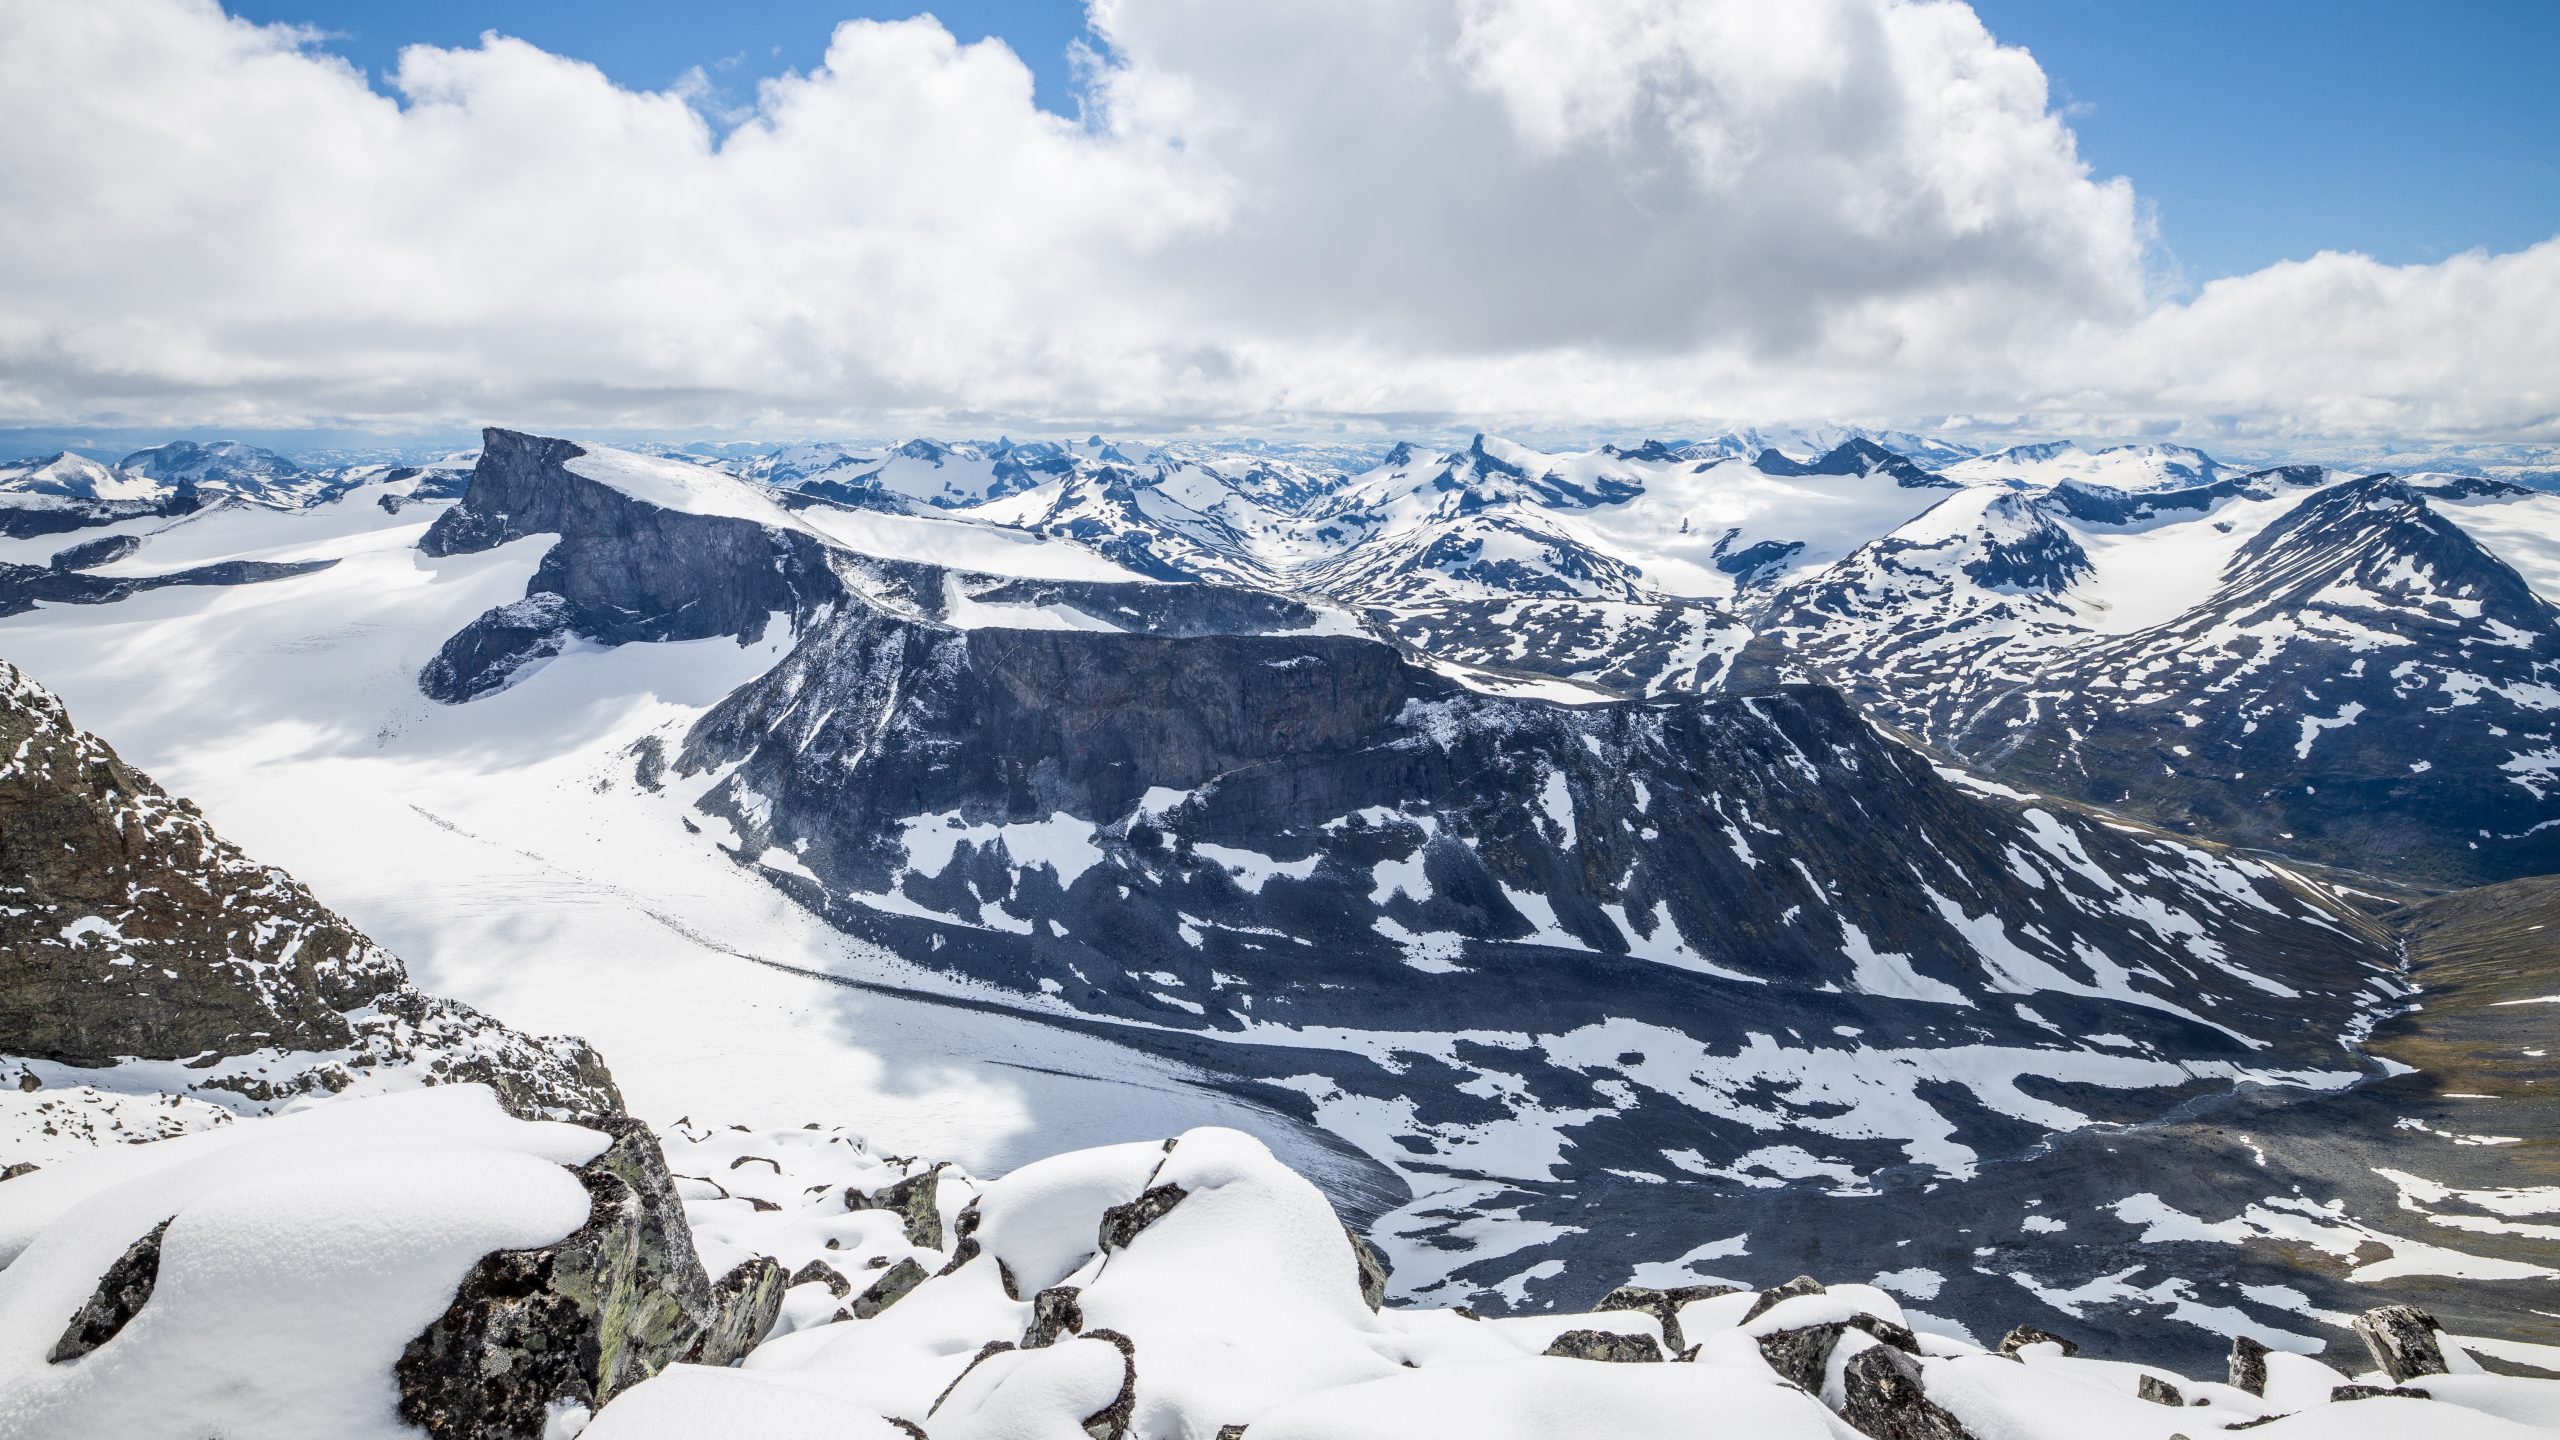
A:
[0,0,2549,444]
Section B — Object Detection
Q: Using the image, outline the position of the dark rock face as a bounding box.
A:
[46,534,140,571]
[0,491,195,540]
[1369,596,1749,698]
[2134,1374,2183,1405]
[1751,438,1952,490]
[418,428,843,702]
[1543,1328,1663,1362]
[1743,1276,1829,1324]
[1757,1324,1846,1389]
[47,1219,168,1363]
[0,654,617,1115]
[1758,1313,1920,1392]
[1348,1228,1390,1312]
[789,1259,851,1298]
[1076,1329,1139,1440]
[680,598,2375,1047]
[418,593,574,702]
[0,653,394,1063]
[396,1118,780,1439]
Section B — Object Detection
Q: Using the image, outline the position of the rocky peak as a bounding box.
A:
[419,428,845,702]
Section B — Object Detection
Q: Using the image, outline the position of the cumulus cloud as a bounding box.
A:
[0,0,2548,443]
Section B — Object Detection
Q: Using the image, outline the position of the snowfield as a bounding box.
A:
[6,1088,2555,1439]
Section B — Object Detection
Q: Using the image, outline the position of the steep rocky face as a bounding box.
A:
[0,654,616,1117]
[1957,475,2560,884]
[683,597,2380,1044]
[681,604,1424,892]
[419,428,844,701]
[45,534,142,571]
[668,581,2396,1325]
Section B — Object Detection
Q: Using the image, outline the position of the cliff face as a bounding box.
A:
[419,428,844,701]
[675,577,2389,1104]
[0,654,616,1118]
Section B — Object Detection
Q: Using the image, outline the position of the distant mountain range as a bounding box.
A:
[7,420,2559,1363]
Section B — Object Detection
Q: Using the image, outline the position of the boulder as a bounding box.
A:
[1839,1344,1978,1440]
[848,1164,949,1248]
[1025,1286,1086,1348]
[1348,1227,1391,1311]
[394,1118,783,1439]
[1595,1282,1738,1353]
[2352,1304,2450,1383]
[1996,1325,2077,1358]
[1741,1275,1828,1324]
[1098,1182,1188,1253]
[2228,1334,2271,1394]
[850,1258,930,1320]
[1542,1329,1664,1363]
[47,1219,168,1363]
[789,1258,852,1298]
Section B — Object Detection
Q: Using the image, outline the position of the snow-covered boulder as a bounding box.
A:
[579,1121,2560,1440]
[0,1087,781,1440]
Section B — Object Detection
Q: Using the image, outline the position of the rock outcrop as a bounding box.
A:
[0,654,616,1119]
[418,428,843,702]
[396,1118,786,1439]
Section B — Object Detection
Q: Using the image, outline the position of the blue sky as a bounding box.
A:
[235,0,2559,286]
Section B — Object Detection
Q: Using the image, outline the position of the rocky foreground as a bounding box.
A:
[1,1086,2553,1439]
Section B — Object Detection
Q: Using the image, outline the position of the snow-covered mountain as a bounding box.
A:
[1937,439,2240,492]
[0,451,162,502]
[8,421,2560,1398]
[115,439,342,505]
